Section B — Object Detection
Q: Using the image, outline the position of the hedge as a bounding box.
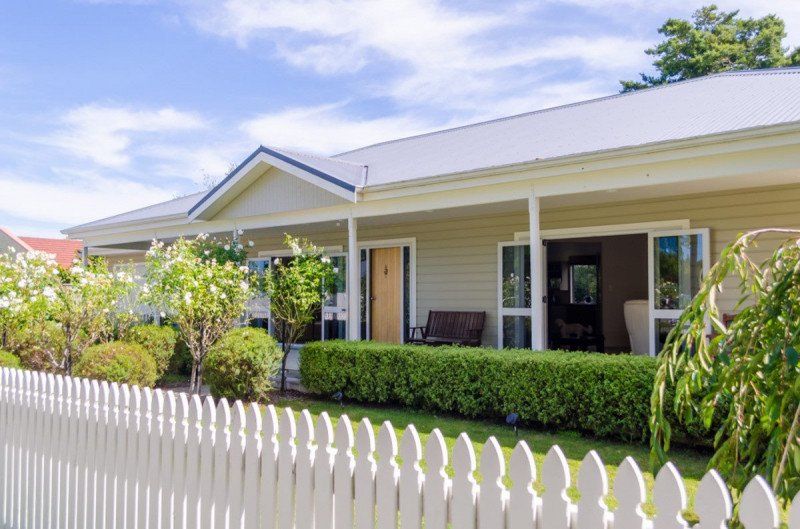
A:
[0,349,21,369]
[123,324,177,379]
[74,341,158,387]
[205,327,282,402]
[300,341,697,443]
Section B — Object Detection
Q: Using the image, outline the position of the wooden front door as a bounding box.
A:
[370,247,402,343]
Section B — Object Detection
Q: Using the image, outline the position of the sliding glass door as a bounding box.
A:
[648,229,710,355]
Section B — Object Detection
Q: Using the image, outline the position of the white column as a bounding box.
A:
[347,216,361,340]
[529,189,545,350]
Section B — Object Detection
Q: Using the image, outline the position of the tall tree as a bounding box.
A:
[621,5,800,92]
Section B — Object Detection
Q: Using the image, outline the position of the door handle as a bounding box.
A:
[370,296,376,301]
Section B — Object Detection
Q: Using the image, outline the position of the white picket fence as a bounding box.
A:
[1,367,799,529]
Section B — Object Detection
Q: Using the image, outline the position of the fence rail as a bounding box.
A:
[1,367,798,529]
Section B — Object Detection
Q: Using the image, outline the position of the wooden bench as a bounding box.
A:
[407,310,486,347]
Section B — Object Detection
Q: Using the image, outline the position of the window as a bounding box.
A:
[569,263,598,304]
[498,242,532,348]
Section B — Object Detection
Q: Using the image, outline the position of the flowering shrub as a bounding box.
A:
[0,251,135,375]
[143,234,254,392]
[0,249,60,349]
[44,259,137,374]
[194,229,254,265]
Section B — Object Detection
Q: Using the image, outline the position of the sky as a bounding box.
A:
[1,0,798,237]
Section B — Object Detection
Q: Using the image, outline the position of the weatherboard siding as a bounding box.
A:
[215,166,347,220]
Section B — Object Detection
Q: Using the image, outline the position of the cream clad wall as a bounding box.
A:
[103,183,800,348]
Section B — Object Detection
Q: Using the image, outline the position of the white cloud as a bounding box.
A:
[240,102,449,154]
[48,104,206,168]
[181,0,649,112]
[0,169,177,227]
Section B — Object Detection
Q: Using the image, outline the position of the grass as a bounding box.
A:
[271,394,711,520]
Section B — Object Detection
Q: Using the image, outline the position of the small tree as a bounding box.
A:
[651,229,800,502]
[44,258,136,375]
[266,235,334,392]
[144,235,253,393]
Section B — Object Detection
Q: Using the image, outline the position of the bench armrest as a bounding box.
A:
[408,326,427,340]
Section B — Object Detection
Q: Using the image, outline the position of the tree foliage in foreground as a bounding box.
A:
[651,229,800,502]
[143,235,253,393]
[622,5,800,92]
[266,235,334,392]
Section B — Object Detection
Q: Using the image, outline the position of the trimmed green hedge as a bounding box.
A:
[301,341,667,442]
[74,342,158,387]
[205,327,282,402]
[0,349,21,369]
[123,324,177,379]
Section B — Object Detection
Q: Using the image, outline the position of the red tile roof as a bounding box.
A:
[19,237,84,267]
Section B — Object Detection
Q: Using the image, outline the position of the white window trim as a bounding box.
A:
[358,237,417,340]
[497,241,532,348]
[647,227,711,355]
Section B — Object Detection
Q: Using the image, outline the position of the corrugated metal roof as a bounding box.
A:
[66,68,800,233]
[69,191,206,231]
[269,146,366,187]
[334,69,800,185]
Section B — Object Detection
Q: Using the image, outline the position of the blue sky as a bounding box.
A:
[1,0,798,237]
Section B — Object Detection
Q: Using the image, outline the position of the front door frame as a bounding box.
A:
[358,238,417,341]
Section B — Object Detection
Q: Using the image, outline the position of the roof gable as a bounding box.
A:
[189,146,363,221]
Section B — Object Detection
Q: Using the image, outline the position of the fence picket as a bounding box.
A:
[229,400,247,529]
[334,414,355,529]
[375,421,399,529]
[312,412,334,529]
[184,394,203,529]
[199,396,216,529]
[242,403,262,529]
[259,404,279,529]
[694,470,732,529]
[277,407,297,529]
[171,392,189,529]
[399,424,423,529]
[478,437,507,529]
[424,429,449,529]
[509,441,536,529]
[542,445,571,529]
[160,391,177,529]
[214,399,232,529]
[295,410,315,529]
[451,433,477,529]
[0,369,798,529]
[653,462,688,529]
[740,476,779,529]
[577,450,607,529]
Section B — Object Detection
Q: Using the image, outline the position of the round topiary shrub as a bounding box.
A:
[0,349,21,369]
[74,341,158,387]
[123,324,177,379]
[205,327,281,402]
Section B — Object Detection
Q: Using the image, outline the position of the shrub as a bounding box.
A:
[301,341,705,443]
[0,349,21,369]
[73,341,158,387]
[123,324,177,379]
[205,327,282,402]
[6,320,66,372]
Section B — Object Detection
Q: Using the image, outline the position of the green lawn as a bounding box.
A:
[271,394,711,519]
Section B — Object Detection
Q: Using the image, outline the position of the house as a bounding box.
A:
[0,227,83,268]
[64,68,800,355]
